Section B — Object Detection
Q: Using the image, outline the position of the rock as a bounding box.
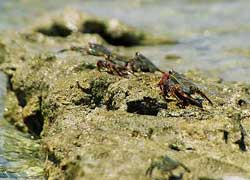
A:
[0,8,250,180]
[4,91,27,132]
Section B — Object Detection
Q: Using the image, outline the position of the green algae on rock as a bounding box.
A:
[0,9,250,180]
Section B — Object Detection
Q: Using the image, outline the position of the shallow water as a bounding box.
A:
[1,0,250,82]
[0,73,44,179]
[0,121,44,179]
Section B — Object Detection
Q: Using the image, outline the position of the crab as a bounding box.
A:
[97,51,163,76]
[146,155,190,178]
[158,70,213,108]
[58,42,112,56]
[86,43,163,75]
[58,46,87,54]
[87,42,131,63]
[96,59,130,76]
[60,42,163,75]
[87,42,113,57]
[127,52,163,73]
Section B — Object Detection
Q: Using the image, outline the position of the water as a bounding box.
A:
[1,0,250,82]
[0,120,44,179]
[0,72,44,179]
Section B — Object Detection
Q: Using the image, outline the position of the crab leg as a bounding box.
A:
[196,89,213,105]
[145,165,154,177]
[179,163,191,173]
[170,85,203,108]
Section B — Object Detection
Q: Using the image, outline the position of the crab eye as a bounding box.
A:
[135,52,140,56]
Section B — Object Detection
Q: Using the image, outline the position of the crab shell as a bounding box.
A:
[158,71,205,108]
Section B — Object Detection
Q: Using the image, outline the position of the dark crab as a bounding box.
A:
[158,70,213,108]
[58,42,112,56]
[87,42,113,57]
[127,52,163,73]
[146,155,190,178]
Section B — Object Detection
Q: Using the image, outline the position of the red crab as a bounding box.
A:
[60,43,162,76]
[158,70,213,108]
[97,51,162,76]
[96,58,130,76]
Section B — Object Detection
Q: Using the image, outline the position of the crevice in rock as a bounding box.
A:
[47,152,61,166]
[223,130,229,144]
[82,21,106,36]
[235,123,247,152]
[106,93,120,111]
[2,68,16,93]
[126,97,167,116]
[6,74,13,91]
[14,89,27,107]
[235,131,247,152]
[23,111,44,136]
[36,20,143,46]
[73,96,92,106]
[37,23,72,37]
[82,20,143,47]
[4,71,27,107]
[76,78,111,108]
[23,96,44,136]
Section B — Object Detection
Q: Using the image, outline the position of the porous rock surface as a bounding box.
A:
[0,9,250,180]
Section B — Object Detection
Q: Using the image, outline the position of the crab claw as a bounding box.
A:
[158,72,170,86]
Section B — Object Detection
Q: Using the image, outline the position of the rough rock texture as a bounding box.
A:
[1,9,250,180]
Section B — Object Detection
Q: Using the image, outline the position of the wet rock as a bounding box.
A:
[4,91,27,132]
